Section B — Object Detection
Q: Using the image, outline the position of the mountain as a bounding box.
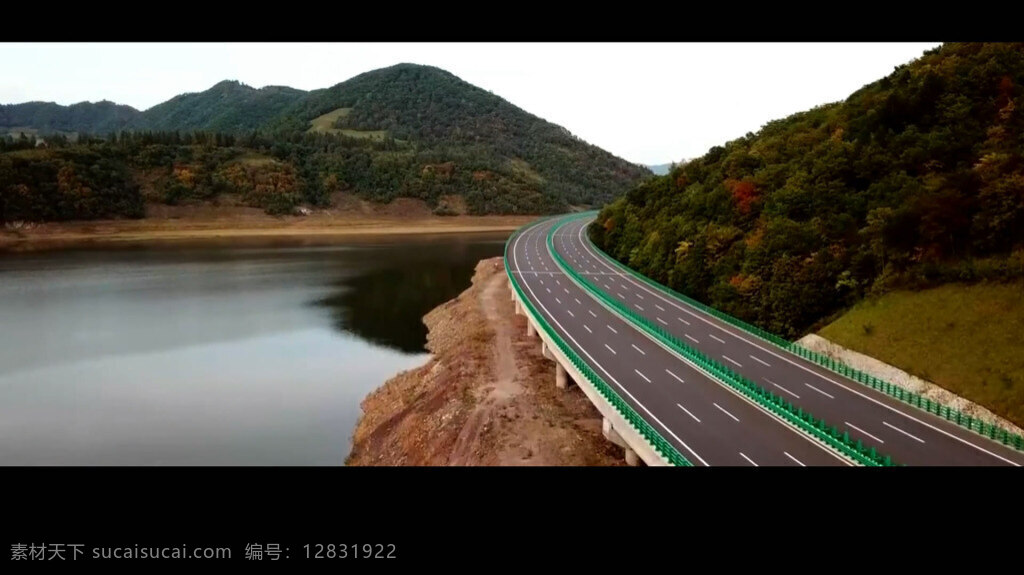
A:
[0,100,141,135]
[591,42,1024,339]
[142,80,307,132]
[1,64,650,218]
[647,163,673,175]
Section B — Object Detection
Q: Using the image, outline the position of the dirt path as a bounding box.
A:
[346,257,623,466]
[447,270,524,464]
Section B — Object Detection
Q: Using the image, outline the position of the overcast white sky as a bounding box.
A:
[0,43,941,165]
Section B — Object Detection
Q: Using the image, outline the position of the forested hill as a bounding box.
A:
[142,81,308,132]
[0,100,140,134]
[1,64,650,217]
[590,42,1024,339]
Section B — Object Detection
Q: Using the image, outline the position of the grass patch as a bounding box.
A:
[307,108,389,141]
[308,107,352,133]
[819,281,1024,427]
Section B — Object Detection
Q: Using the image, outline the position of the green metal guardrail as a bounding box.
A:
[579,217,1024,453]
[504,219,693,466]
[549,214,897,467]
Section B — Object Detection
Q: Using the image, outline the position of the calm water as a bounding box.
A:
[0,233,507,465]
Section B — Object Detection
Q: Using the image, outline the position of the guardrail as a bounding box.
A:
[550,214,897,466]
[504,219,693,466]
[581,217,1024,454]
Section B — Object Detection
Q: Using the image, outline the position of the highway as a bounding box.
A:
[553,216,1024,466]
[511,218,851,466]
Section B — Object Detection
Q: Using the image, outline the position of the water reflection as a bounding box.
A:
[0,232,508,465]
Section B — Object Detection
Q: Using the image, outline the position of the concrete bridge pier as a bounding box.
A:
[515,299,523,316]
[526,320,536,338]
[542,341,554,360]
[602,417,642,467]
[555,362,567,389]
[509,279,515,301]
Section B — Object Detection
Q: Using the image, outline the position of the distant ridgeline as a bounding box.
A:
[591,42,1024,339]
[0,64,651,222]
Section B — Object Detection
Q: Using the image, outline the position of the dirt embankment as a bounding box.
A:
[346,257,623,466]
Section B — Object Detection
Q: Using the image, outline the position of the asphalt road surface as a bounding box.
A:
[552,216,1024,467]
[510,218,850,466]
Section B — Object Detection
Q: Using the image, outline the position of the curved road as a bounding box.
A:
[511,218,849,466]
[552,216,1024,467]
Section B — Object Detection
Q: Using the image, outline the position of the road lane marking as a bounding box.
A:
[566,310,574,317]
[722,355,743,368]
[883,421,926,443]
[655,304,665,311]
[634,369,651,383]
[784,452,807,467]
[749,355,771,367]
[564,288,570,294]
[574,298,581,305]
[678,318,690,326]
[805,383,835,399]
[546,287,551,293]
[606,325,617,334]
[684,334,700,344]
[765,378,800,398]
[555,297,561,304]
[845,421,885,444]
[635,292,644,299]
[677,403,701,423]
[665,369,685,384]
[631,344,646,355]
[617,292,626,299]
[583,324,592,333]
[657,317,668,325]
[713,403,740,422]
[604,344,616,355]
[635,304,644,311]
[572,225,1022,465]
[588,310,597,317]
[538,278,543,284]
[739,453,758,467]
[709,334,726,344]
[556,279,560,285]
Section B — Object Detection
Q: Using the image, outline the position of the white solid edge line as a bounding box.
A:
[572,219,1022,466]
[511,221,710,466]
[564,221,852,465]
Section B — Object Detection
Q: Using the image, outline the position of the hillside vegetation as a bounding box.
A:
[1,64,649,220]
[591,42,1024,339]
[819,282,1024,427]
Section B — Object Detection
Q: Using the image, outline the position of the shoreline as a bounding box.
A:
[0,214,537,251]
[346,257,623,466]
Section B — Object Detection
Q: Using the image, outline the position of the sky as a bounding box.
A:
[0,43,942,165]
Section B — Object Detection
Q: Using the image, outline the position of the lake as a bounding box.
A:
[0,233,508,465]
